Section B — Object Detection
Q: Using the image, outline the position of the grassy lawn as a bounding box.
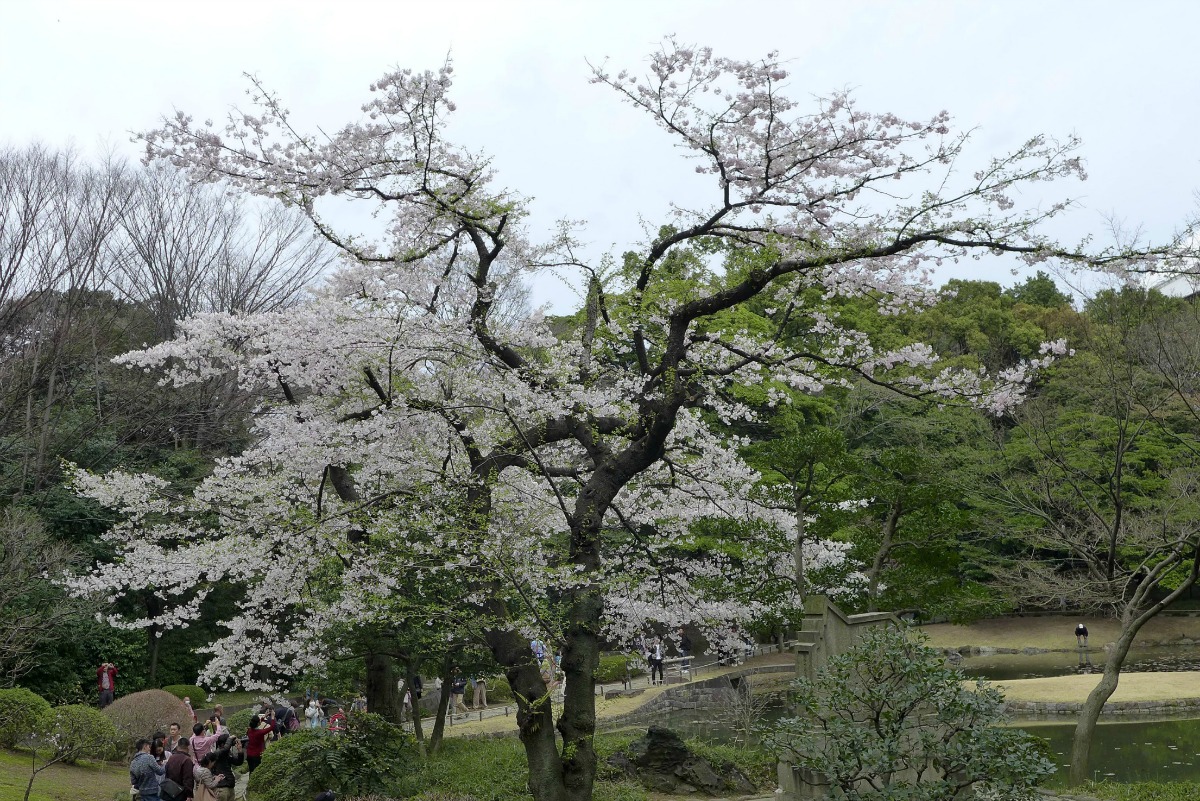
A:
[0,749,128,801]
[922,615,1200,652]
[990,671,1200,703]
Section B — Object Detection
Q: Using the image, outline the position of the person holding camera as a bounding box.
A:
[97,661,118,708]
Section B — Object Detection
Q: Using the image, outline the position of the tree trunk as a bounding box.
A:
[428,663,453,754]
[364,652,403,725]
[1068,621,1136,784]
[792,491,808,599]
[558,585,602,801]
[1068,557,1200,785]
[867,501,902,613]
[402,668,427,759]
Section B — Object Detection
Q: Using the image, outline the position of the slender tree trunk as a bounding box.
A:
[428,663,453,753]
[867,501,902,612]
[792,491,808,599]
[1068,619,1137,784]
[558,583,602,801]
[402,669,427,759]
[1069,558,1200,785]
[364,652,403,725]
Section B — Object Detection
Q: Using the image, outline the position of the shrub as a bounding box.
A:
[160,683,206,703]
[102,689,193,747]
[248,712,415,800]
[37,704,119,764]
[595,654,644,684]
[765,625,1056,801]
[227,707,256,734]
[0,686,52,748]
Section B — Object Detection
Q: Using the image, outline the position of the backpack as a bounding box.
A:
[287,710,300,731]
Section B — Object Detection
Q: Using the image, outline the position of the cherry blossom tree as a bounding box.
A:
[66,40,1191,801]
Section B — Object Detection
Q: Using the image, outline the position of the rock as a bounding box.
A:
[605,726,756,797]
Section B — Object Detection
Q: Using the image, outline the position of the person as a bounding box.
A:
[1075,622,1089,648]
[151,734,168,764]
[164,736,195,800]
[245,713,274,773]
[648,637,665,685]
[306,698,322,729]
[471,675,488,709]
[351,693,367,713]
[274,701,296,736]
[191,752,225,801]
[450,669,469,715]
[182,696,197,723]
[97,661,118,708]
[130,737,167,801]
[164,722,183,755]
[212,704,226,726]
[210,732,244,801]
[531,638,546,662]
[190,721,221,763]
[327,706,347,733]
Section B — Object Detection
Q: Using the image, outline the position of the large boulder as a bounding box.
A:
[606,726,756,796]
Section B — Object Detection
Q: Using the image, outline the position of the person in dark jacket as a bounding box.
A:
[164,736,195,799]
[210,733,244,801]
[1075,622,1089,648]
[130,737,167,801]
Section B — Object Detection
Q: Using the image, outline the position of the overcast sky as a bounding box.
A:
[3,0,1198,310]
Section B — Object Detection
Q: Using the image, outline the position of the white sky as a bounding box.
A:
[3,0,1198,311]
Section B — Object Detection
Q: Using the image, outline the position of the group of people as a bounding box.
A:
[127,696,355,800]
[128,713,250,801]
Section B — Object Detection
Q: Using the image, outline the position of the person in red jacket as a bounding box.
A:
[96,661,118,708]
[244,714,275,773]
[327,707,347,734]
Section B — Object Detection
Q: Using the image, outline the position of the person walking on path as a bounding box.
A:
[130,737,167,801]
[97,661,118,708]
[1075,622,1089,648]
[450,669,469,715]
[472,675,487,709]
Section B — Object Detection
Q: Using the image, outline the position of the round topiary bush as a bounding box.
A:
[102,689,193,748]
[39,704,119,764]
[0,687,52,748]
[160,683,207,704]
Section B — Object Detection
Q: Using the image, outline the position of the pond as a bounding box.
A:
[960,644,1200,681]
[1019,716,1200,785]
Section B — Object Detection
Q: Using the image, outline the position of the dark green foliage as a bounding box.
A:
[227,707,255,735]
[0,686,51,748]
[766,625,1055,801]
[594,655,644,684]
[248,712,415,800]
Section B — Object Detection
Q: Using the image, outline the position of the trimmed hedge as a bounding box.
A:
[0,687,52,748]
[160,683,206,703]
[102,689,193,747]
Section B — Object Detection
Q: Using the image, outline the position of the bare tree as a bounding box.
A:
[0,509,85,686]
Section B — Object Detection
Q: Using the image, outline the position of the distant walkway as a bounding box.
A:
[922,614,1200,653]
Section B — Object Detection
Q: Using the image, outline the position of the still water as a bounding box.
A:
[1020,716,1200,785]
[960,644,1200,681]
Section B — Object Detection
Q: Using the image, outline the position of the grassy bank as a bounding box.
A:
[922,615,1200,652]
[993,671,1200,703]
[0,749,128,801]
